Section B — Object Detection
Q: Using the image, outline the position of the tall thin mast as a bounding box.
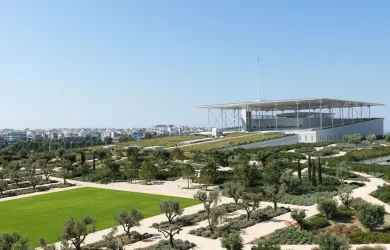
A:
[257,42,260,102]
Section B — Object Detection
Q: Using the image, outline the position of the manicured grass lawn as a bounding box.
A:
[0,187,199,246]
[182,133,286,152]
[118,135,207,148]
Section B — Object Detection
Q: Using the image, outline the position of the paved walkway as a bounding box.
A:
[15,170,388,250]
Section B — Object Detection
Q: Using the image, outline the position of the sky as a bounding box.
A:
[0,1,389,130]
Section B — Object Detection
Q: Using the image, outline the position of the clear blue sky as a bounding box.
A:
[0,1,389,130]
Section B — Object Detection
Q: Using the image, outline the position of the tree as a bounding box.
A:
[80,152,86,165]
[317,197,338,219]
[118,134,134,143]
[63,153,77,164]
[92,151,96,171]
[0,167,7,181]
[38,160,53,181]
[199,162,217,190]
[159,200,183,224]
[96,149,109,163]
[156,224,182,247]
[385,133,390,143]
[222,182,245,205]
[316,232,351,250]
[171,148,185,161]
[60,160,73,184]
[139,161,157,184]
[312,160,317,186]
[194,190,221,232]
[221,231,243,250]
[0,180,7,195]
[10,169,21,188]
[307,156,312,181]
[257,150,273,166]
[336,162,350,184]
[297,159,302,181]
[348,133,362,146]
[144,132,152,139]
[101,227,125,250]
[318,157,323,184]
[57,148,66,160]
[181,164,195,188]
[61,217,96,250]
[232,160,261,187]
[39,237,58,250]
[265,184,285,211]
[366,134,376,144]
[21,159,35,178]
[291,209,306,231]
[0,232,32,250]
[340,188,354,209]
[126,147,140,158]
[124,160,140,183]
[114,208,144,238]
[358,203,385,231]
[103,136,113,144]
[29,176,42,190]
[241,192,262,220]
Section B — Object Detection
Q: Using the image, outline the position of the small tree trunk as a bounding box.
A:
[93,154,96,171]
[273,201,277,211]
[297,160,302,181]
[169,234,174,247]
[234,197,238,205]
[188,178,190,189]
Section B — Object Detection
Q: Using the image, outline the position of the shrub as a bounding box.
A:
[303,215,330,231]
[134,239,195,250]
[316,232,351,250]
[350,230,390,244]
[221,231,243,250]
[371,184,390,204]
[258,227,317,245]
[355,246,386,250]
[317,197,338,219]
[358,203,385,231]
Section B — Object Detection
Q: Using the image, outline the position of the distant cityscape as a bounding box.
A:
[0,125,209,145]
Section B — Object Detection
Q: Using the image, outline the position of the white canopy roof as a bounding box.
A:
[194,98,384,111]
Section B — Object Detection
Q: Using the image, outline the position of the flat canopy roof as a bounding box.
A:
[194,98,384,111]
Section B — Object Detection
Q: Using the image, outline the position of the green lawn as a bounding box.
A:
[0,187,199,246]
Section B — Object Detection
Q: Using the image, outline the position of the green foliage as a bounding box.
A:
[240,192,262,220]
[303,215,330,231]
[118,134,134,143]
[171,148,185,161]
[355,246,387,250]
[139,161,157,183]
[251,240,281,250]
[317,197,338,219]
[344,146,390,162]
[181,164,195,188]
[316,232,351,250]
[159,200,183,224]
[366,134,377,144]
[221,231,243,250]
[371,184,390,204]
[61,217,96,250]
[115,208,144,237]
[358,203,385,231]
[199,162,217,190]
[259,227,317,245]
[134,239,196,250]
[350,230,390,244]
[0,232,33,250]
[290,209,306,230]
[222,182,245,205]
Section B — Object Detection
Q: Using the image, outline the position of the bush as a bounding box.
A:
[371,184,390,204]
[355,246,387,250]
[317,197,338,219]
[316,232,351,250]
[303,215,330,231]
[258,227,317,245]
[134,239,196,250]
[221,231,243,250]
[358,203,385,231]
[350,230,390,244]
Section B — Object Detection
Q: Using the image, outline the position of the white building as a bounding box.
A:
[196,98,384,143]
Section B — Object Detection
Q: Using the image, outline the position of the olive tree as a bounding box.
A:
[317,197,338,219]
[366,134,377,144]
[291,209,306,231]
[156,224,182,247]
[194,190,221,232]
[222,182,245,205]
[29,176,42,190]
[139,161,157,184]
[114,208,144,238]
[181,164,195,188]
[340,188,354,209]
[240,192,262,220]
[265,184,285,211]
[159,200,183,225]
[358,203,385,231]
[0,232,32,250]
[0,180,8,195]
[61,217,96,250]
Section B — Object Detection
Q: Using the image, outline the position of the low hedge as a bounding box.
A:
[0,183,75,199]
[371,184,390,204]
[87,231,152,249]
[350,230,390,244]
[134,239,195,250]
[189,206,290,239]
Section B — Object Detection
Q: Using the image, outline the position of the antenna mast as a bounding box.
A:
[257,42,260,102]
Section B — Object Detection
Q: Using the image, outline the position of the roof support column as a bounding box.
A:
[342,107,344,125]
[221,109,224,133]
[369,106,371,119]
[351,107,354,123]
[208,109,210,130]
[331,102,334,127]
[275,104,278,131]
[296,103,299,129]
[320,101,323,129]
[360,106,363,121]
[258,110,261,131]
[309,100,311,129]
